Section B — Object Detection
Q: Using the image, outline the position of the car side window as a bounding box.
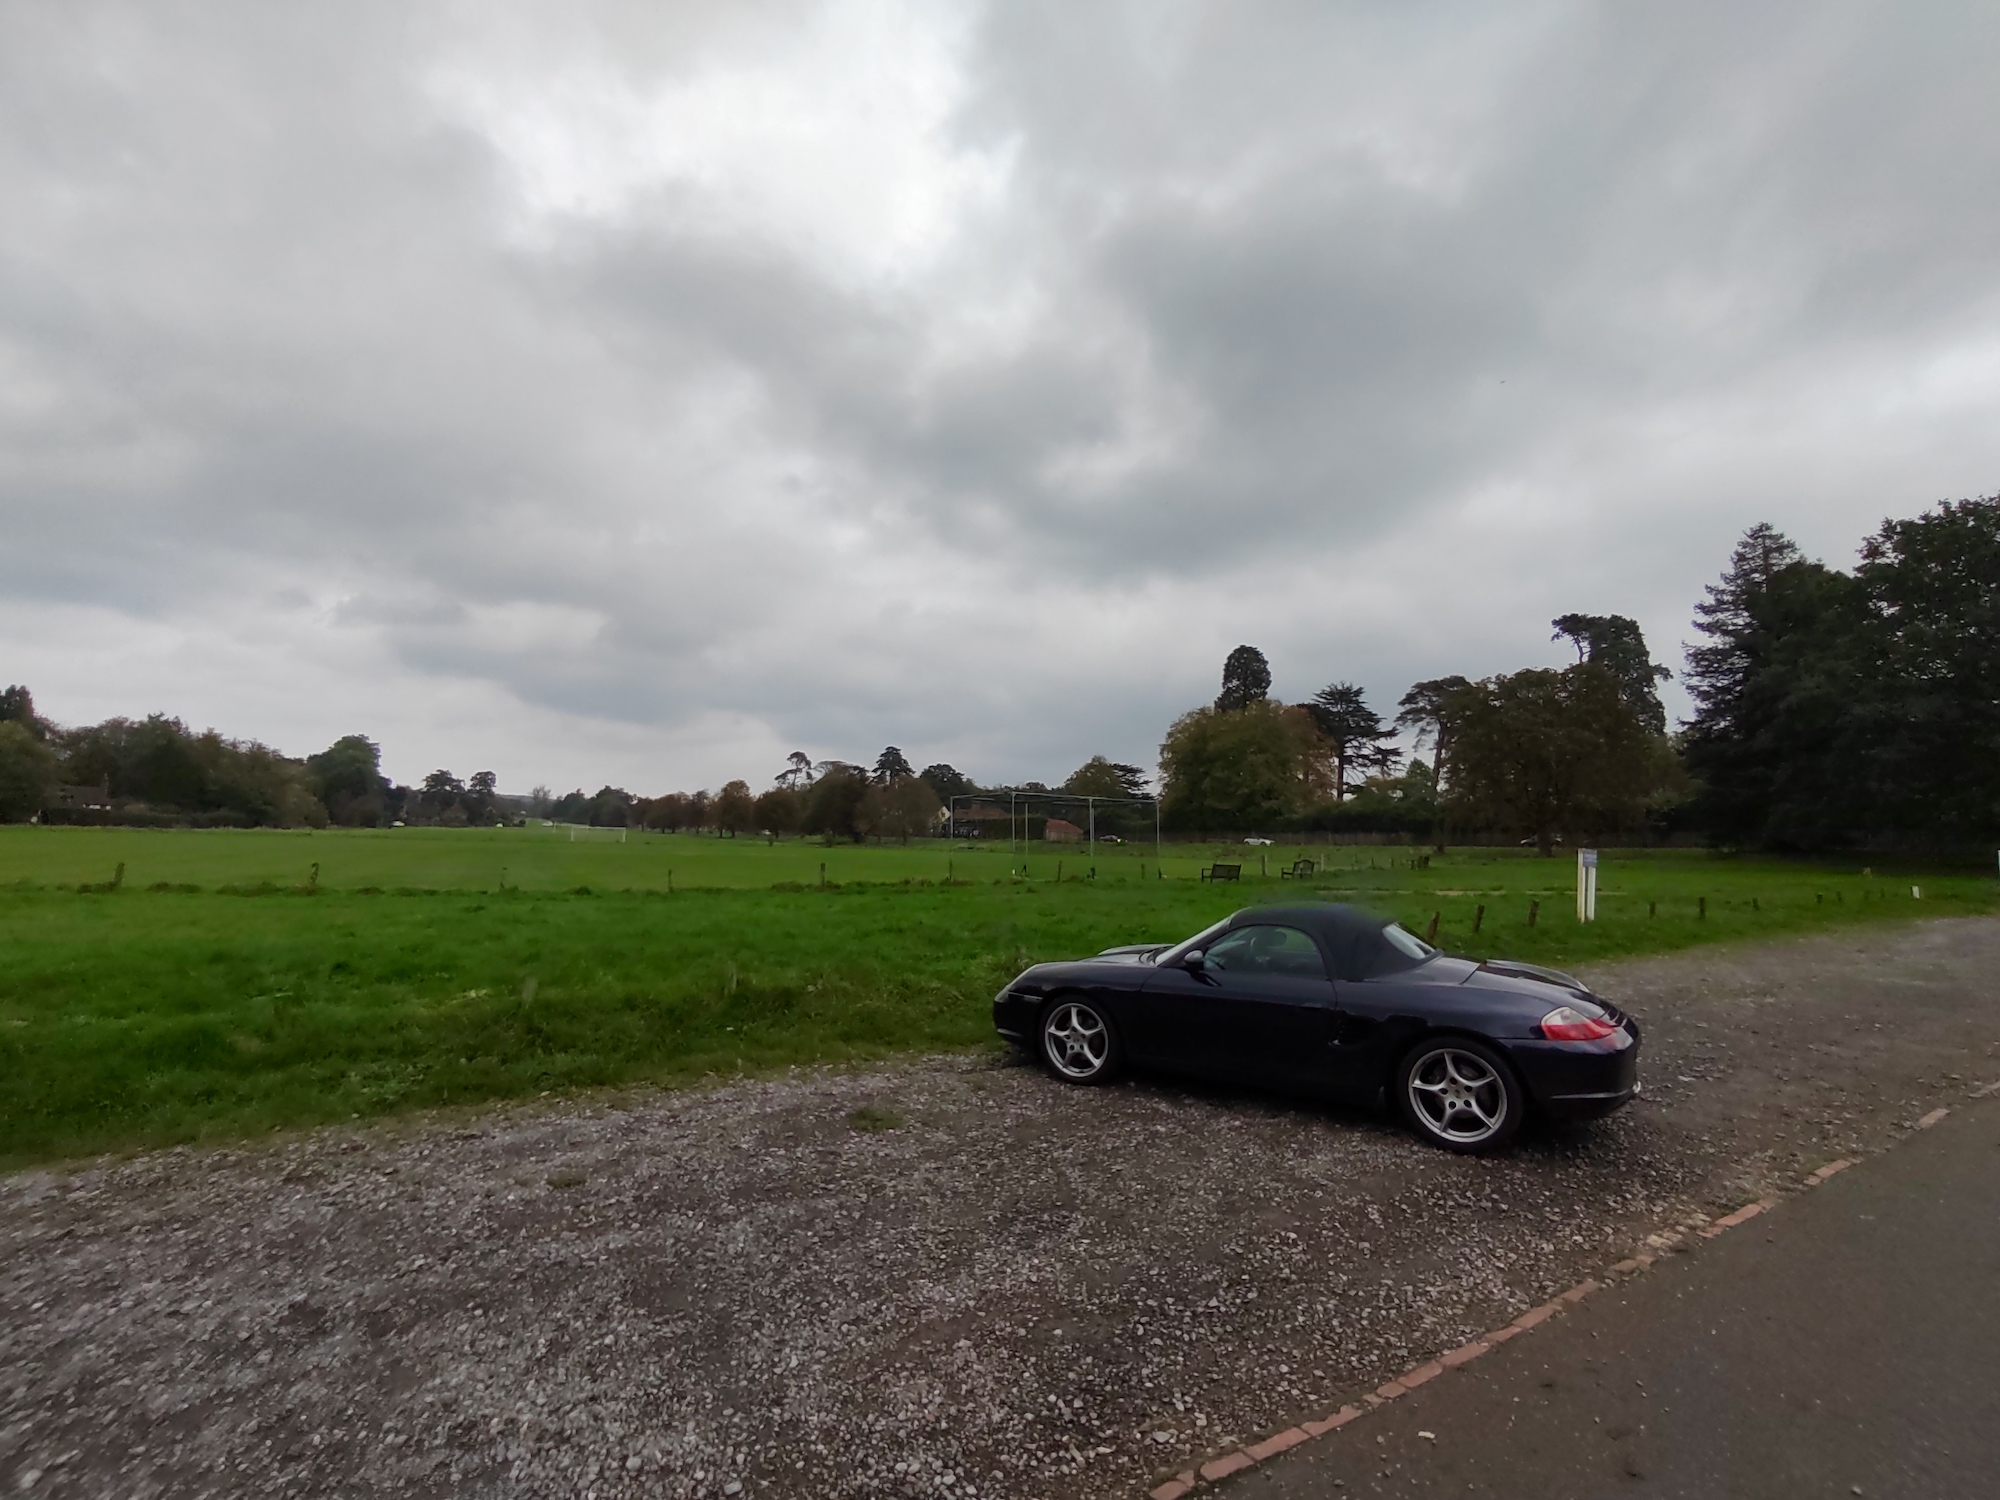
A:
[1350,924,1436,978]
[1201,924,1328,980]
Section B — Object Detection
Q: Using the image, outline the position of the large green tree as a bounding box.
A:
[419,769,466,822]
[1160,700,1328,834]
[1443,664,1670,855]
[918,763,975,803]
[1062,755,1149,799]
[1215,645,1272,712]
[801,763,870,841]
[1853,497,2000,842]
[0,721,59,822]
[752,785,802,836]
[714,779,757,836]
[463,770,498,823]
[1060,755,1153,838]
[1307,681,1400,797]
[858,775,941,843]
[1551,614,1672,734]
[1396,676,1472,794]
[872,746,915,784]
[308,735,387,825]
[640,791,691,831]
[0,685,45,739]
[1685,501,2000,848]
[1683,524,1879,847]
[590,786,635,828]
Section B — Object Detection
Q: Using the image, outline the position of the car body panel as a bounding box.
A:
[1133,962,1337,1088]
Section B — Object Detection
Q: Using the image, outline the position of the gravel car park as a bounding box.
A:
[4,919,1997,1500]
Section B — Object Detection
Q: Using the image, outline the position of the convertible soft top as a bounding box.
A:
[1215,902,1419,981]
[1222,901,1390,941]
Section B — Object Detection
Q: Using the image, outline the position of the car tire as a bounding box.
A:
[1039,995,1122,1085]
[1394,1036,1524,1153]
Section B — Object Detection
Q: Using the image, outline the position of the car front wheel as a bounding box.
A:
[1395,1037,1523,1153]
[1040,996,1121,1084]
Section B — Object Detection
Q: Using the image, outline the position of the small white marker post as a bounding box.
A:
[1577,848,1599,922]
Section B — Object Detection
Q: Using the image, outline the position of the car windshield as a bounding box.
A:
[1158,916,1234,968]
[1381,923,1437,963]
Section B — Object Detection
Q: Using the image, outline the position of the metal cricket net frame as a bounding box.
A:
[945,789,1160,863]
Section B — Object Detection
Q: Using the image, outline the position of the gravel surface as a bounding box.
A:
[6,918,1999,1500]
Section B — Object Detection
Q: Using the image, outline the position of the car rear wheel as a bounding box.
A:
[1040,996,1121,1084]
[1395,1037,1523,1153]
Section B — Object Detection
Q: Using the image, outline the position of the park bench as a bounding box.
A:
[1279,858,1316,880]
[1200,863,1241,883]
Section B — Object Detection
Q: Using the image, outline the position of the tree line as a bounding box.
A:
[0,701,501,830]
[543,747,1153,844]
[0,689,1144,841]
[1682,500,1999,849]
[1155,493,1998,853]
[1156,617,1676,852]
[2,493,1990,849]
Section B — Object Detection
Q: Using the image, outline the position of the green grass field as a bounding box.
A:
[0,822,1179,891]
[2,826,1993,1168]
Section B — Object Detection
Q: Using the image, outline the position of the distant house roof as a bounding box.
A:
[1043,818,1083,841]
[950,802,1014,820]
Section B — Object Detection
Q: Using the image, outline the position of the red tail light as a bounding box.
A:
[1541,1005,1618,1042]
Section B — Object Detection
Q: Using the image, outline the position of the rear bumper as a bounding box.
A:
[1503,1024,1642,1120]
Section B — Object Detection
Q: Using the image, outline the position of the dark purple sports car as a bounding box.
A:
[992,903,1640,1153]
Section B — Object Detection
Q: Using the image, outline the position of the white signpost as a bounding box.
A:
[1576,848,1599,922]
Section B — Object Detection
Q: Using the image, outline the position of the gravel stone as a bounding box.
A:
[4,918,1996,1498]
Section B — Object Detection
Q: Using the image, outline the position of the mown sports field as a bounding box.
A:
[2,824,1993,1168]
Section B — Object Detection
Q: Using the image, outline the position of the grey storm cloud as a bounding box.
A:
[3,0,1999,790]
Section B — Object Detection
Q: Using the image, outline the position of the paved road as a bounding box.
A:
[1232,1097,2000,1500]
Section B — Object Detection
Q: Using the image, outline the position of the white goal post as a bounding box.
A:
[567,825,627,843]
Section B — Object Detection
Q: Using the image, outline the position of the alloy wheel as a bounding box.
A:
[1042,1001,1110,1080]
[1406,1046,1507,1145]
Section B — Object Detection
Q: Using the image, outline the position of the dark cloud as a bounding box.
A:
[4,0,1998,789]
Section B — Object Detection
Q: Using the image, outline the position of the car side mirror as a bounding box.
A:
[1183,949,1206,970]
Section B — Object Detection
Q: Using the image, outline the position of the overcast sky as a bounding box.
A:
[4,1,1998,793]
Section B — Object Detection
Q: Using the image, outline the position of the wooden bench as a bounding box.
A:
[1279,858,1316,880]
[1200,863,1241,883]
